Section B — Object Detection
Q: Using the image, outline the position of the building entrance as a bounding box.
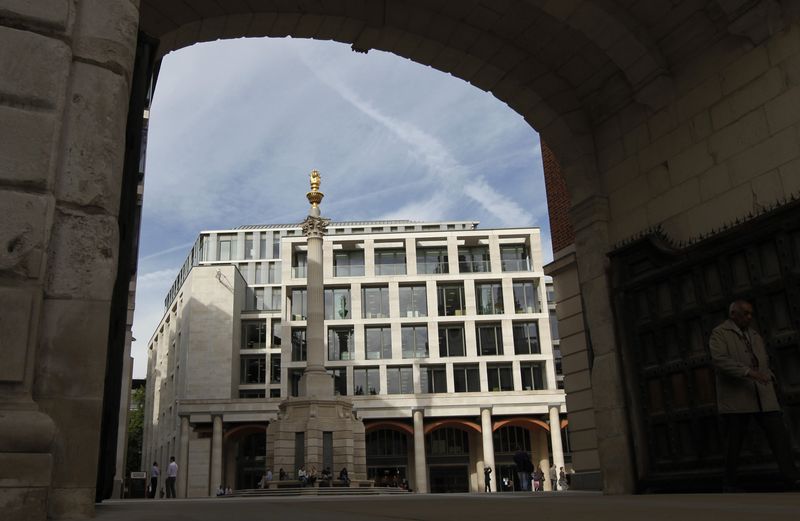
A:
[429,466,469,493]
[236,432,266,490]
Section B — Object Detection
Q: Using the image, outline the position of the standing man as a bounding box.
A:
[549,464,558,491]
[149,462,159,499]
[710,300,800,491]
[166,456,178,498]
[483,465,492,492]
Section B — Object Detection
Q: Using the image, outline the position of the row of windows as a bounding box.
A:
[290,281,540,320]
[240,357,546,394]
[289,321,541,361]
[294,245,532,277]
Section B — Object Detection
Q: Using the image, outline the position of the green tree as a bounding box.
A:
[125,386,145,476]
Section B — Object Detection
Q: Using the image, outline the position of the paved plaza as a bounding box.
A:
[95,492,800,521]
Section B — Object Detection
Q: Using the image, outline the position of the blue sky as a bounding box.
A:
[132,37,548,378]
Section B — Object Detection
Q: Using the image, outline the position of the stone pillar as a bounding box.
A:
[536,429,552,491]
[479,408,496,492]
[210,416,223,495]
[549,405,565,490]
[298,172,333,397]
[179,417,189,498]
[412,408,428,493]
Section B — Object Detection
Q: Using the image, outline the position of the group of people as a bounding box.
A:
[373,469,409,490]
[215,485,234,496]
[259,466,351,487]
[482,449,570,493]
[149,456,179,499]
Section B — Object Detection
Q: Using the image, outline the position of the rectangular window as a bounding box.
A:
[354,367,380,395]
[399,285,427,317]
[420,365,447,393]
[244,234,255,260]
[271,318,282,346]
[289,368,303,397]
[240,263,253,284]
[242,320,267,349]
[291,328,306,361]
[240,356,266,384]
[487,364,514,391]
[273,233,280,259]
[513,321,540,354]
[269,388,281,398]
[550,315,560,340]
[327,327,354,361]
[328,368,347,396]
[521,362,546,390]
[365,326,392,359]
[268,263,281,284]
[239,389,265,399]
[375,249,406,275]
[269,287,281,311]
[416,248,448,274]
[334,250,365,277]
[218,234,237,261]
[453,364,480,392]
[254,263,264,284]
[513,281,539,313]
[476,282,504,315]
[437,283,465,316]
[259,234,268,260]
[293,250,307,278]
[295,431,305,470]
[291,289,307,320]
[500,245,530,272]
[476,323,503,355]
[401,325,429,358]
[362,286,390,318]
[270,354,281,383]
[324,287,351,320]
[386,366,414,394]
[458,246,490,273]
[252,287,265,310]
[438,324,465,357]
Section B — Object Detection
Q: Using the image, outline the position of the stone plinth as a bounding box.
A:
[266,397,365,480]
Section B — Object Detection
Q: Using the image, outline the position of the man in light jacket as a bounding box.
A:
[709,300,799,491]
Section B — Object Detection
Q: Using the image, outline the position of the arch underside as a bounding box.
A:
[139,0,757,208]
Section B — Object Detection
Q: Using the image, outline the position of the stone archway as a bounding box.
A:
[3,1,800,519]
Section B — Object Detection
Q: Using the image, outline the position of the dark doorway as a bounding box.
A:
[429,466,469,493]
[236,432,266,490]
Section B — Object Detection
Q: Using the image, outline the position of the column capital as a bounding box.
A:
[479,406,494,414]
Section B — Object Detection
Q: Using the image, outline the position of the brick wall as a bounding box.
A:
[541,142,575,254]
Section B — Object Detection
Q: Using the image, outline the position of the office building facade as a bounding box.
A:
[143,220,567,496]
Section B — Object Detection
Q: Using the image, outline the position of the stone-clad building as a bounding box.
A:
[143,220,567,496]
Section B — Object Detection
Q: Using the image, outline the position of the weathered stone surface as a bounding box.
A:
[38,397,103,489]
[0,190,51,279]
[0,26,70,107]
[0,286,35,382]
[58,62,129,215]
[45,209,118,300]
[0,0,70,30]
[0,487,47,521]
[0,453,52,487]
[35,299,111,399]
[73,0,139,75]
[0,106,59,188]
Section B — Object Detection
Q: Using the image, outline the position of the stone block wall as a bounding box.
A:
[598,21,800,245]
[0,1,138,519]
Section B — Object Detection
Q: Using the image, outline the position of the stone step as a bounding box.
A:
[229,487,411,498]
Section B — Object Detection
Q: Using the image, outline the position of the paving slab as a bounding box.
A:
[95,492,800,521]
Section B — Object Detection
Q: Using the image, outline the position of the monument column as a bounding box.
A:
[480,407,496,492]
[549,404,565,490]
[413,408,428,493]
[179,416,189,498]
[299,170,334,397]
[210,415,223,495]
